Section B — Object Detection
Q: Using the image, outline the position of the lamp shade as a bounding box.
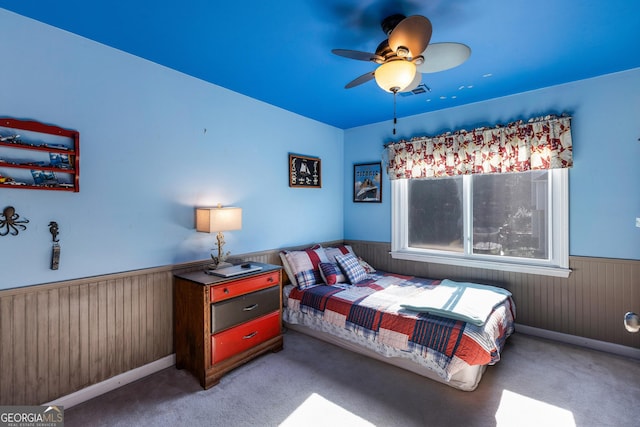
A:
[196,206,242,233]
[375,60,417,93]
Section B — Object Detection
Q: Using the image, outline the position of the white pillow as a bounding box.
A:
[324,245,356,263]
[279,251,298,287]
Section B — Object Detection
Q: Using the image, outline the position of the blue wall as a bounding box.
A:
[0,11,344,289]
[2,10,638,290]
[344,68,640,261]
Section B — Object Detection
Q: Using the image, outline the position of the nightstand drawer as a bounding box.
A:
[211,311,280,364]
[210,270,280,302]
[211,286,280,334]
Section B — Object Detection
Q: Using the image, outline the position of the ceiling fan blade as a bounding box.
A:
[417,42,471,73]
[345,71,375,89]
[388,15,432,58]
[332,49,383,62]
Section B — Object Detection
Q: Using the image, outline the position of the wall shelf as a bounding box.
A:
[0,118,79,192]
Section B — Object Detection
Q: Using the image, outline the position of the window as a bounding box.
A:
[391,169,570,277]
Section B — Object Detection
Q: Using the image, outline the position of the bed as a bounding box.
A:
[280,245,516,391]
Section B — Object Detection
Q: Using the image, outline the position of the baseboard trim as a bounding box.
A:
[40,325,639,408]
[515,324,640,360]
[44,354,176,409]
[39,326,638,409]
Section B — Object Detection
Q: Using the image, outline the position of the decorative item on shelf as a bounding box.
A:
[49,221,60,270]
[196,204,242,269]
[289,153,321,188]
[353,162,382,203]
[0,206,29,236]
[0,117,80,192]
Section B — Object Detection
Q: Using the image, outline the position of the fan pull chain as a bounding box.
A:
[393,89,398,135]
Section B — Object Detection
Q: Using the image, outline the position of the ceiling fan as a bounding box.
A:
[332,13,471,93]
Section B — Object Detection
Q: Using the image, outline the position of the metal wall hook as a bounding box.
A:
[48,221,61,270]
[49,221,59,242]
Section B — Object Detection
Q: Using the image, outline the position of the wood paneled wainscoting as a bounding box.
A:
[0,268,179,405]
[1,239,638,405]
[0,242,338,406]
[348,240,640,352]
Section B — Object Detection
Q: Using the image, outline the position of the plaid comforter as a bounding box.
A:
[284,271,515,381]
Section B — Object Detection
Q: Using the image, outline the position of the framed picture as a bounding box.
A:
[289,154,321,188]
[353,162,382,203]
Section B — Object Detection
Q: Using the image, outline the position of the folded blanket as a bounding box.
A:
[400,279,511,326]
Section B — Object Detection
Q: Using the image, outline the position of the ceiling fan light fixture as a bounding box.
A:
[396,46,410,57]
[400,71,422,93]
[375,60,417,93]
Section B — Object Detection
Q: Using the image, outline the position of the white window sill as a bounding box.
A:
[390,250,571,278]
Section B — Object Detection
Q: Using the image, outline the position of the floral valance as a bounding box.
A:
[386,115,573,180]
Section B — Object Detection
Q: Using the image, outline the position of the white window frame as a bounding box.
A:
[391,169,570,278]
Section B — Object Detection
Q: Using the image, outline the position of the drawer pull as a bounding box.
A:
[268,277,274,283]
[224,288,230,294]
[243,331,258,340]
[243,303,258,311]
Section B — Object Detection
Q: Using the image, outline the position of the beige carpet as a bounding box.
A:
[65,329,639,427]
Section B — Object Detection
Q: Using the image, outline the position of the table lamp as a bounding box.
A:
[196,204,242,269]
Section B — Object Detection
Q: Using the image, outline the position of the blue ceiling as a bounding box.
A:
[1,0,639,129]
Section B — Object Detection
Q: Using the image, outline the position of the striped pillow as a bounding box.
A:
[319,262,346,285]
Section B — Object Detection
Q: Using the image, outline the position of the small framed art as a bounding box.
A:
[353,162,382,203]
[289,154,321,188]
